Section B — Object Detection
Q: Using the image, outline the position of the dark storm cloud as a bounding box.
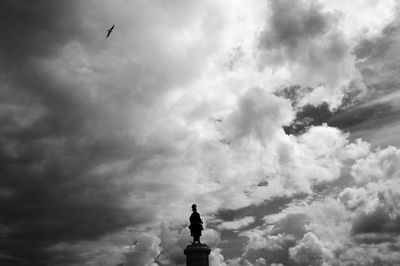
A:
[0,1,80,62]
[0,1,152,263]
[0,0,254,264]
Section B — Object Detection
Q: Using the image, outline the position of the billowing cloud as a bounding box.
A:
[351,145,400,183]
[257,0,358,108]
[229,142,400,265]
[220,87,294,144]
[289,232,333,266]
[1,0,400,265]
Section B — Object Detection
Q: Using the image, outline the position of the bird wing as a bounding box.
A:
[106,25,114,38]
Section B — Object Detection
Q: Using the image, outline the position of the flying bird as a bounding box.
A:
[106,25,114,38]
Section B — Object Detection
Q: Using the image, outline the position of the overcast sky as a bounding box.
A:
[1,0,400,265]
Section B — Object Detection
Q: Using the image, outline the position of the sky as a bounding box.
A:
[1,0,400,265]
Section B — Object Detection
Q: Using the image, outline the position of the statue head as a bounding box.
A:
[192,204,197,211]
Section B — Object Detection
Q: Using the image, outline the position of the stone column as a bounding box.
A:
[184,244,211,266]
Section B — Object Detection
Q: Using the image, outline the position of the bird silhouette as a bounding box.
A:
[106,25,114,38]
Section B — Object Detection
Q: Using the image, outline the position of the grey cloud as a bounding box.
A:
[241,245,294,266]
[2,0,400,265]
[289,232,333,266]
[0,1,81,63]
[0,1,102,261]
[214,196,296,224]
[283,103,333,135]
[231,213,310,266]
[346,17,400,146]
[274,85,314,108]
[257,0,352,95]
[276,83,399,141]
[336,241,400,266]
[0,0,179,263]
[269,213,309,238]
[352,207,389,235]
[259,0,330,51]
[213,195,305,260]
[271,13,400,140]
[354,21,400,98]
[0,0,250,264]
[353,233,398,245]
[283,100,396,137]
[220,87,293,144]
[352,203,400,236]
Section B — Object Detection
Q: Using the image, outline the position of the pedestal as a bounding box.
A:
[184,243,211,266]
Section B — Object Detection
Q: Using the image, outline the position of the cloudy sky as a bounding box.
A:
[1,0,400,265]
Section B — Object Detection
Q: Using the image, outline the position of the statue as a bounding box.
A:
[188,204,203,244]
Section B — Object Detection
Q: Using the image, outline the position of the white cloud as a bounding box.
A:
[235,144,400,265]
[351,146,400,183]
[289,232,334,266]
[210,248,228,266]
[217,216,255,231]
[254,258,267,266]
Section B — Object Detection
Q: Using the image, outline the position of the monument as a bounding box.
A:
[184,204,211,266]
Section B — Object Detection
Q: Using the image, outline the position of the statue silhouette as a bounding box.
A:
[188,204,203,244]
